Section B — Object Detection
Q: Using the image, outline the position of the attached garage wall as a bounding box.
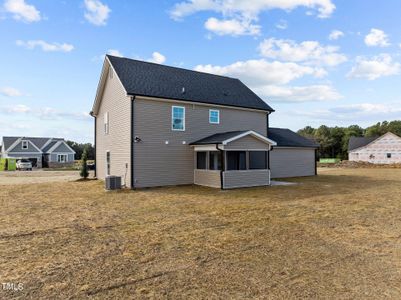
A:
[270,147,316,178]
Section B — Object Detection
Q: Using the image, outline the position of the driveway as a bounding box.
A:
[0,170,93,185]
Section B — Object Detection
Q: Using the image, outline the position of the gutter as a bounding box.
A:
[131,96,136,189]
[90,111,97,178]
[216,143,225,190]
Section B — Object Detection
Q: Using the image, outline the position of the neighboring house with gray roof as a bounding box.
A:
[348,132,401,164]
[90,55,318,189]
[0,137,76,168]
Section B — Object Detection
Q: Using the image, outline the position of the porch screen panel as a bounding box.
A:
[197,152,207,169]
[209,151,221,170]
[249,151,267,169]
[227,151,246,170]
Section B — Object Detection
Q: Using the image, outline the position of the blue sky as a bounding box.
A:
[1,0,401,143]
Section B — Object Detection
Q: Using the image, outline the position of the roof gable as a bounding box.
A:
[48,141,76,154]
[101,55,274,112]
[349,132,401,152]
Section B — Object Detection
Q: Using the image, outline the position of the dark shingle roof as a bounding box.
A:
[107,55,274,112]
[42,141,58,152]
[348,136,378,151]
[190,131,248,145]
[268,128,319,148]
[2,137,19,151]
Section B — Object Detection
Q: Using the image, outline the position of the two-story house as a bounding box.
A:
[91,55,318,189]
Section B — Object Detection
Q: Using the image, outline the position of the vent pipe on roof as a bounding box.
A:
[181,87,186,94]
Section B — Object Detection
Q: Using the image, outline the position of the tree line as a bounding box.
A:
[66,141,95,160]
[297,120,401,160]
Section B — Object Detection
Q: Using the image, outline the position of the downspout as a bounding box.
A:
[131,96,135,189]
[216,143,225,190]
[90,111,97,178]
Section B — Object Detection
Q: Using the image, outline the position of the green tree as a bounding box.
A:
[80,146,89,179]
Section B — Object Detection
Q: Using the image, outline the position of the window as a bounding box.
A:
[249,151,267,169]
[172,106,185,131]
[227,151,246,170]
[209,151,222,170]
[57,154,68,163]
[209,109,220,124]
[22,140,28,150]
[106,151,111,175]
[387,153,392,158]
[104,112,109,134]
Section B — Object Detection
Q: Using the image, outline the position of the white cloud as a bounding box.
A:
[194,59,338,102]
[3,0,41,22]
[204,17,260,36]
[348,54,400,80]
[84,0,111,26]
[3,104,30,113]
[195,59,325,86]
[254,85,342,102]
[148,52,166,64]
[38,107,91,121]
[0,87,23,97]
[16,40,74,52]
[258,38,347,66]
[107,49,123,57]
[170,0,335,20]
[170,0,335,36]
[364,28,390,47]
[275,19,288,30]
[328,30,344,40]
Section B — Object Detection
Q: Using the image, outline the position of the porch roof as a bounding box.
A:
[189,130,277,146]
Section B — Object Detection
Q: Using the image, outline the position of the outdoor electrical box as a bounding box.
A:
[105,176,122,190]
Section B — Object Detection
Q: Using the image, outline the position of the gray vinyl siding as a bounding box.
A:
[194,170,221,188]
[95,64,132,187]
[270,148,315,178]
[50,153,75,162]
[223,170,270,189]
[134,97,267,188]
[224,135,270,150]
[51,142,74,154]
[9,141,41,153]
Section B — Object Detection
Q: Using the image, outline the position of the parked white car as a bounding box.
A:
[16,159,33,171]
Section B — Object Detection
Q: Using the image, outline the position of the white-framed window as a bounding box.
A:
[106,151,111,176]
[172,106,185,131]
[57,154,68,163]
[104,112,109,134]
[209,109,220,124]
[21,140,28,150]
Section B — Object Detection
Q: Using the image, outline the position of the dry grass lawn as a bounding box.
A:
[1,168,401,299]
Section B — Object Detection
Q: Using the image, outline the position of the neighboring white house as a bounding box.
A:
[348,132,401,164]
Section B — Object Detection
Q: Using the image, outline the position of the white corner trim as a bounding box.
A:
[5,137,22,152]
[46,140,76,154]
[40,138,53,151]
[222,131,277,146]
[92,56,128,116]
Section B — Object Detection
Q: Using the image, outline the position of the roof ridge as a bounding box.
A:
[106,54,240,81]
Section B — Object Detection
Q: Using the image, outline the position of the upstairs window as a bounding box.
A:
[209,109,220,124]
[104,112,109,134]
[172,106,185,131]
[22,140,28,150]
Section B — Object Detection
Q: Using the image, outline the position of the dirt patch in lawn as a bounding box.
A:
[0,169,401,299]
[0,170,94,185]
